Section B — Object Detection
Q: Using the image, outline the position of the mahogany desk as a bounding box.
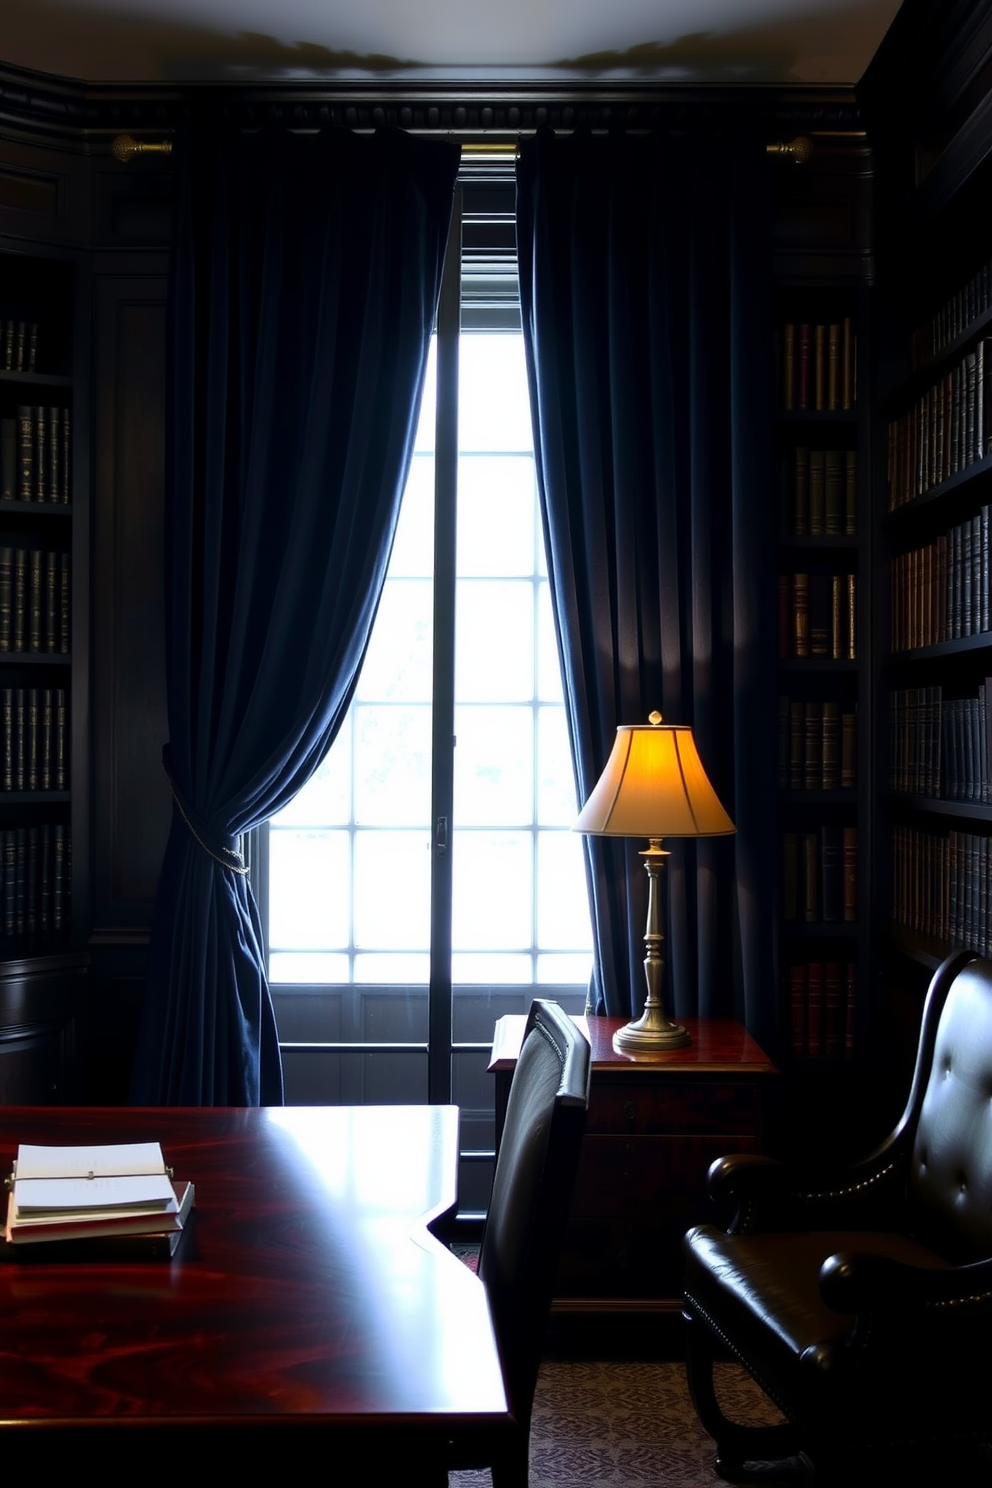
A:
[0,1105,509,1474]
[490,1015,777,1310]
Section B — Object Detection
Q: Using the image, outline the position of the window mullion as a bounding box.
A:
[428,189,462,1106]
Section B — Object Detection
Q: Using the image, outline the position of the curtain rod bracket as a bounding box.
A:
[112,134,173,163]
[766,135,812,165]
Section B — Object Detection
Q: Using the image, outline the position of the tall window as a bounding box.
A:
[261,177,591,1209]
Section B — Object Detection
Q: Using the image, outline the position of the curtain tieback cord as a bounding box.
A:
[162,745,248,875]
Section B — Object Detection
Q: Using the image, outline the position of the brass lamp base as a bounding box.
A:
[612,836,692,1056]
[612,1007,691,1054]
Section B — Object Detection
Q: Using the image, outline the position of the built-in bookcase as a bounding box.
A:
[774,283,872,1067]
[880,244,992,980]
[0,246,84,1101]
[0,251,74,952]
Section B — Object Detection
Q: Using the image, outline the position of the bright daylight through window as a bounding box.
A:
[268,333,591,989]
[263,183,591,1195]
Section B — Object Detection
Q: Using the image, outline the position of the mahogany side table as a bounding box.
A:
[489,1014,778,1312]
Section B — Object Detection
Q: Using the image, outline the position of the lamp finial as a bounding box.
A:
[648,710,662,726]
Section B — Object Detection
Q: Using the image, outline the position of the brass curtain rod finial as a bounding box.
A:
[766,135,813,165]
[112,134,173,163]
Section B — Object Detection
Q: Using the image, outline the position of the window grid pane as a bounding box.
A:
[268,332,591,992]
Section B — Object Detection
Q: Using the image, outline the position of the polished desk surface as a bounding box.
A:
[0,1105,508,1452]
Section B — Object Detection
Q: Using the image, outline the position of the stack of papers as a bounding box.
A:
[5,1141,194,1248]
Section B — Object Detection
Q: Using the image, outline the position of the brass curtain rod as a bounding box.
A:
[112,131,812,163]
[112,135,173,162]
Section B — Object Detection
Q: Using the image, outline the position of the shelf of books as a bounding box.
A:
[882,247,992,976]
[774,285,869,1065]
[0,251,75,960]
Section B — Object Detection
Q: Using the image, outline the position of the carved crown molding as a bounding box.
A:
[0,58,862,152]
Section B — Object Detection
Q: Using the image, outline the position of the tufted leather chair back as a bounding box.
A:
[909,959,992,1262]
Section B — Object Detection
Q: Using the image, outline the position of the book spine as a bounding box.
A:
[803,830,819,922]
[806,962,824,1055]
[62,409,71,504]
[792,573,809,658]
[809,449,825,536]
[34,405,46,504]
[841,708,857,789]
[842,826,858,922]
[60,553,70,653]
[0,545,10,652]
[798,323,811,410]
[782,322,795,410]
[804,701,823,788]
[825,962,843,1057]
[820,826,843,921]
[824,449,843,535]
[1,688,12,791]
[822,700,840,790]
[793,445,808,536]
[845,963,856,1055]
[12,549,25,653]
[54,688,67,791]
[17,406,33,501]
[48,406,60,503]
[28,549,42,653]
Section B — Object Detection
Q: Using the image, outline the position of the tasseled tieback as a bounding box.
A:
[162,745,248,875]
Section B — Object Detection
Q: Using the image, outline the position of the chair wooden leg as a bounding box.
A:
[684,1309,799,1476]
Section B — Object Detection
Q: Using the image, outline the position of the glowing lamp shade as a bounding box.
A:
[575,723,735,839]
[576,713,735,1054]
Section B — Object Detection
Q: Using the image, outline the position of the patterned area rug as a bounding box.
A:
[448,1354,992,1487]
[449,1358,800,1487]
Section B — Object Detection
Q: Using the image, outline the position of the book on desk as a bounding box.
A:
[3,1140,195,1259]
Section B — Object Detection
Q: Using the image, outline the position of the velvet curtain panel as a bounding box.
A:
[517,129,776,1044]
[131,124,459,1104]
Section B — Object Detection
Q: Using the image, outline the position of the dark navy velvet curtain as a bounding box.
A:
[131,124,459,1104]
[517,129,776,1047]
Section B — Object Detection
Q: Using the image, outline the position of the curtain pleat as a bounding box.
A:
[517,129,777,1047]
[131,124,459,1104]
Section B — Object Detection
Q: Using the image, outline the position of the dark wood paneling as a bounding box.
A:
[92,272,170,928]
[0,951,87,1102]
[772,143,874,283]
[0,136,88,248]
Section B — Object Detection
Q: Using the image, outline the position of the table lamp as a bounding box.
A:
[576,711,736,1055]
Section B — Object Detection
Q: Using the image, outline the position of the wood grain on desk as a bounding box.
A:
[0,1105,508,1450]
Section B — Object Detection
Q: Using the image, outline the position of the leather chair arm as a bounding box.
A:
[707,1154,790,1204]
[819,1249,992,1316]
[707,1148,907,1234]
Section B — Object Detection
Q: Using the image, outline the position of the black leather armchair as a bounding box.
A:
[683,949,992,1484]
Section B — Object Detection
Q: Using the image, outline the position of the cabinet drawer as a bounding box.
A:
[588,1078,762,1134]
[572,1132,758,1217]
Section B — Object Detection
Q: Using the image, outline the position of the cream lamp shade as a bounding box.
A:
[576,717,735,839]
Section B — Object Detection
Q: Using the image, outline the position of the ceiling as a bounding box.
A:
[2,0,904,88]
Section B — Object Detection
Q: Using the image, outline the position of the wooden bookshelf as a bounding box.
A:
[0,247,84,1098]
[773,280,872,1071]
[865,0,992,1056]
